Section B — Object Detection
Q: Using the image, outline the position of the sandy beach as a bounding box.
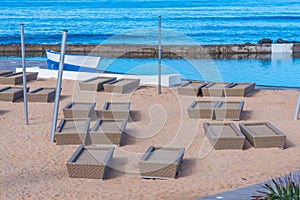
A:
[1,77,300,200]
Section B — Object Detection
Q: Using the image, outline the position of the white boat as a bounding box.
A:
[46,49,101,71]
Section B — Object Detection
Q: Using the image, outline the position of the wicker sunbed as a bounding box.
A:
[63,102,96,119]
[201,82,235,97]
[214,101,245,121]
[27,87,56,102]
[187,100,221,119]
[239,122,286,149]
[54,118,90,145]
[0,86,29,102]
[102,102,130,120]
[224,82,256,97]
[79,76,117,91]
[138,146,185,179]
[177,81,208,96]
[103,78,140,94]
[89,119,127,146]
[203,122,245,150]
[0,70,13,76]
[66,145,114,179]
[0,72,38,85]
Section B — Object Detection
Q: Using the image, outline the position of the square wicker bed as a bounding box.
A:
[102,102,130,120]
[201,82,235,97]
[78,76,117,91]
[187,100,221,119]
[138,146,185,179]
[54,118,90,145]
[0,72,38,85]
[224,82,256,97]
[0,86,29,102]
[203,122,245,150]
[214,101,245,121]
[88,119,127,146]
[103,78,140,94]
[239,122,286,149]
[177,81,208,96]
[66,145,115,179]
[63,102,96,119]
[0,70,13,76]
[27,87,56,102]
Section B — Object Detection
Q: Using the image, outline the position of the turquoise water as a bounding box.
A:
[1,56,300,87]
[98,57,300,88]
[1,0,300,45]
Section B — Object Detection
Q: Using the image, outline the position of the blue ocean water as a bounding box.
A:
[1,0,300,45]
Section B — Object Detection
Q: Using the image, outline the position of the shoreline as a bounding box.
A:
[1,43,300,58]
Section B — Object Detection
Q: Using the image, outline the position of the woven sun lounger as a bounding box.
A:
[138,146,185,179]
[66,145,115,179]
[89,119,127,146]
[177,81,209,96]
[187,100,221,119]
[0,72,38,85]
[203,122,245,150]
[102,102,130,120]
[54,118,90,145]
[103,78,140,94]
[0,86,29,102]
[224,82,256,97]
[27,87,56,102]
[214,101,245,121]
[201,82,235,97]
[79,76,117,91]
[0,70,13,76]
[63,102,96,119]
[239,122,286,149]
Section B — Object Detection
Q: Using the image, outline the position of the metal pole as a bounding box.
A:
[158,16,162,95]
[20,24,28,125]
[50,30,68,142]
[294,90,300,120]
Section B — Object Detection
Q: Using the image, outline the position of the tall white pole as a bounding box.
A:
[158,16,162,95]
[20,24,28,125]
[50,30,68,142]
[294,91,300,120]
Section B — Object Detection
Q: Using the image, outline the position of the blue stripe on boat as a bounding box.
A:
[47,59,96,72]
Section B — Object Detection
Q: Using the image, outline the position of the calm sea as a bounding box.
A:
[1,0,300,45]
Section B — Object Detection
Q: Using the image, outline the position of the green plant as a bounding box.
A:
[255,173,300,200]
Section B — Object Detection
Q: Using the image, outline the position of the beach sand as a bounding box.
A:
[1,77,300,200]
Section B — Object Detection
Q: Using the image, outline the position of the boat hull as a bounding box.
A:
[46,50,101,72]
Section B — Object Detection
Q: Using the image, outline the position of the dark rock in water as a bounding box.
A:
[258,38,273,44]
[275,38,290,43]
[244,42,252,45]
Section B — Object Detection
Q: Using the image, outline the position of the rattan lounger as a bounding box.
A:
[54,118,90,145]
[66,145,114,179]
[177,81,208,96]
[79,76,117,91]
[89,119,127,146]
[139,146,185,179]
[63,102,96,119]
[27,87,56,102]
[224,82,256,97]
[187,100,221,119]
[239,122,286,149]
[203,122,245,150]
[214,101,245,121]
[0,70,13,76]
[201,82,235,97]
[103,78,140,94]
[102,102,130,120]
[0,86,29,102]
[0,72,38,85]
